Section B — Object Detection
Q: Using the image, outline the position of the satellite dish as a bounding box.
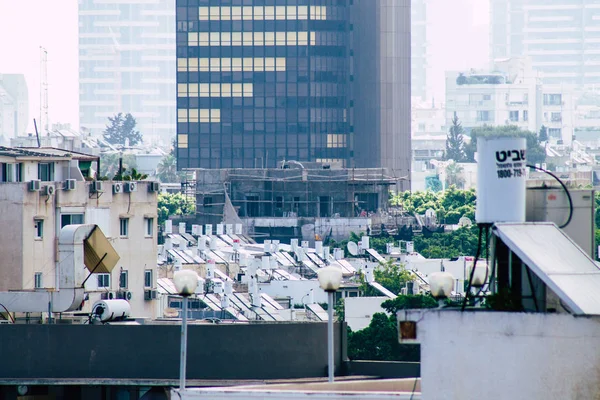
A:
[163,308,179,318]
[458,216,472,227]
[347,241,359,256]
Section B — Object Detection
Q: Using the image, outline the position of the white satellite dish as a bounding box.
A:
[347,241,359,256]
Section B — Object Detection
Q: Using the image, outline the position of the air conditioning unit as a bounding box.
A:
[113,182,123,194]
[64,179,76,191]
[148,181,160,192]
[43,184,56,196]
[144,289,158,301]
[124,182,137,193]
[118,290,133,301]
[101,292,115,300]
[90,181,104,193]
[29,180,41,192]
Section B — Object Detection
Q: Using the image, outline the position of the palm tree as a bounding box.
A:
[445,162,465,189]
[156,154,179,183]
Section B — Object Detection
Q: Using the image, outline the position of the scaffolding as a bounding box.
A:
[193,167,410,238]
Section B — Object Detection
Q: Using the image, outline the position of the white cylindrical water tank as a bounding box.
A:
[92,299,131,322]
[179,222,186,234]
[290,238,299,251]
[205,224,213,235]
[207,259,215,279]
[315,241,323,255]
[235,224,243,235]
[226,224,233,234]
[361,236,370,249]
[264,240,272,253]
[476,136,527,223]
[165,220,172,234]
[216,224,224,235]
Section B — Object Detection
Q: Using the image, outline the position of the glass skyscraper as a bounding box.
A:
[176,0,411,187]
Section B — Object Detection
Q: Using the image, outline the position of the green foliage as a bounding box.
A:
[99,153,137,178]
[539,125,548,142]
[158,192,196,226]
[103,113,143,146]
[361,260,414,296]
[381,294,438,315]
[445,113,466,162]
[391,186,476,225]
[114,167,148,181]
[425,175,442,192]
[335,298,345,322]
[157,154,182,183]
[414,225,482,259]
[445,161,465,189]
[347,313,419,361]
[464,125,546,165]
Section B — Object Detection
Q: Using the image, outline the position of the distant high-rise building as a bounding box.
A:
[490,0,600,87]
[175,0,411,188]
[0,74,28,142]
[78,0,176,143]
[411,0,428,100]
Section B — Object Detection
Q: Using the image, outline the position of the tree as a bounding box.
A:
[464,125,546,165]
[445,113,466,161]
[425,175,443,192]
[539,125,548,142]
[158,192,196,226]
[444,163,465,189]
[157,154,180,183]
[361,260,414,296]
[347,313,419,361]
[381,294,438,315]
[103,113,143,146]
[99,153,137,178]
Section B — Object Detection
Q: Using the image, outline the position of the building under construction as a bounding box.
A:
[193,164,407,242]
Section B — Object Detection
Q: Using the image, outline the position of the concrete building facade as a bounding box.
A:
[176,0,411,188]
[490,0,600,87]
[0,147,159,318]
[78,0,176,143]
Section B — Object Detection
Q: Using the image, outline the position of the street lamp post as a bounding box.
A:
[317,266,343,383]
[173,269,199,392]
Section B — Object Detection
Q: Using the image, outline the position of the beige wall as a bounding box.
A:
[0,175,159,318]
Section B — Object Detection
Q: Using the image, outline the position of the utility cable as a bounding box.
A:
[527,164,573,228]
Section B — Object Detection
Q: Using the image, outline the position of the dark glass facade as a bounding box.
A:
[176,0,411,188]
[176,0,349,169]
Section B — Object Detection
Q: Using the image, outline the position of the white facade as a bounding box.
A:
[411,0,429,100]
[491,0,600,87]
[0,74,28,141]
[408,310,600,400]
[0,148,159,318]
[78,0,176,143]
[446,58,578,145]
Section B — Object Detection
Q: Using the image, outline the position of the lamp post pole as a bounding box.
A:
[180,295,189,391]
[327,290,334,383]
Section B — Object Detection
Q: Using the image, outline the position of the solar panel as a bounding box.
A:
[494,222,600,315]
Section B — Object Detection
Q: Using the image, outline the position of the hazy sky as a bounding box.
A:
[0,0,489,132]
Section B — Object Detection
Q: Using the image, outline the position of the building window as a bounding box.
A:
[482,94,491,101]
[246,195,259,217]
[543,94,562,106]
[34,272,43,289]
[551,112,562,122]
[476,111,491,122]
[35,219,43,239]
[144,269,153,288]
[509,111,519,122]
[549,128,562,138]
[145,218,153,237]
[98,273,110,288]
[119,270,128,289]
[523,110,528,122]
[38,162,55,181]
[119,218,129,237]
[61,213,84,228]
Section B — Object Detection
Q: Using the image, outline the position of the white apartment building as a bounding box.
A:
[0,147,159,318]
[78,0,176,143]
[446,58,577,145]
[490,0,600,87]
[0,74,28,142]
